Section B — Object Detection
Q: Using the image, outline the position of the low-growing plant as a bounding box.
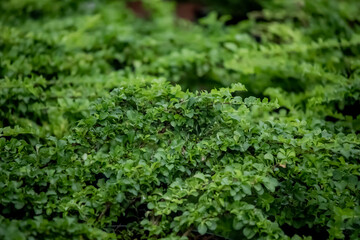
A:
[1,79,360,239]
[1,0,360,239]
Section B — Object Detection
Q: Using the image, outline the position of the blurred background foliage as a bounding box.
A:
[1,0,359,139]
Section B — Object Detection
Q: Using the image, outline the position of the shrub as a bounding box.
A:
[0,0,359,239]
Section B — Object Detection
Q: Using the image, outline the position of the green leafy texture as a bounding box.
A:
[1,79,359,239]
[1,0,360,239]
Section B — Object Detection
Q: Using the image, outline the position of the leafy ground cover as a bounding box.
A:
[1,0,360,239]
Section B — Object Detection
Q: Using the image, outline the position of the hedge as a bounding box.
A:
[1,0,360,239]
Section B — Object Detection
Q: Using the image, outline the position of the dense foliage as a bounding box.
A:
[1,0,360,239]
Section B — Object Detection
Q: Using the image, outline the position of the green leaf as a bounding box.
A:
[233,219,244,230]
[263,177,279,192]
[277,152,286,160]
[116,192,125,203]
[198,223,207,235]
[147,202,155,210]
[242,184,252,195]
[264,152,274,161]
[243,227,256,239]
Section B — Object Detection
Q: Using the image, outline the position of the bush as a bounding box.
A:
[1,0,360,239]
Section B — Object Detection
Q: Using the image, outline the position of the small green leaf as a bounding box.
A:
[242,184,252,195]
[233,219,244,230]
[263,177,279,192]
[147,202,155,210]
[264,152,274,161]
[277,152,286,159]
[116,192,125,203]
[243,227,256,239]
[198,223,207,235]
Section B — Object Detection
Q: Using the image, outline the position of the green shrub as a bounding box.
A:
[1,79,360,239]
[1,0,360,239]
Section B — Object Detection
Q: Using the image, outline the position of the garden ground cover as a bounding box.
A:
[1,0,360,239]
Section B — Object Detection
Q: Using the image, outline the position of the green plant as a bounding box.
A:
[1,0,359,239]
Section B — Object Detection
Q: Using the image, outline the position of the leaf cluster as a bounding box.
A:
[1,0,360,239]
